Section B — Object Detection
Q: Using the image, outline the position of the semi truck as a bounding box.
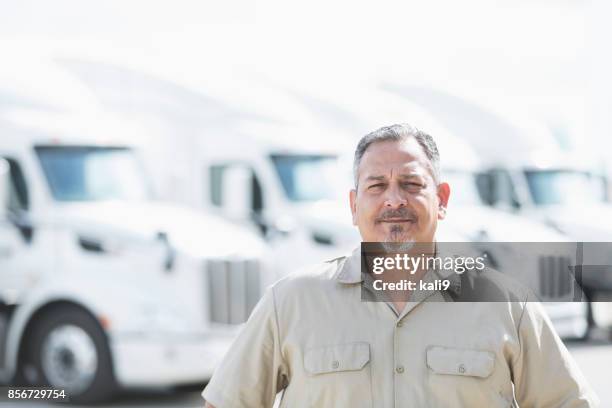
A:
[386,84,612,331]
[0,107,271,403]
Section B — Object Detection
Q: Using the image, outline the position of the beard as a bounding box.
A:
[381,224,417,253]
[376,206,418,249]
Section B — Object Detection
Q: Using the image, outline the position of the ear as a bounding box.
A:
[349,188,358,225]
[436,182,450,220]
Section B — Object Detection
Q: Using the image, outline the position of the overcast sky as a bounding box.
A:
[1,0,607,158]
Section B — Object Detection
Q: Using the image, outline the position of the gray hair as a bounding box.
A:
[353,123,440,188]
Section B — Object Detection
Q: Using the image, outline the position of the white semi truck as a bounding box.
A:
[383,84,610,237]
[0,108,271,403]
[386,84,612,330]
[197,120,362,273]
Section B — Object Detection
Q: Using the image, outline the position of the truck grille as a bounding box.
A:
[206,259,261,324]
[538,256,573,299]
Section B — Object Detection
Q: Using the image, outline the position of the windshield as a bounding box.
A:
[270,154,341,202]
[36,146,151,202]
[442,171,482,206]
[524,170,605,206]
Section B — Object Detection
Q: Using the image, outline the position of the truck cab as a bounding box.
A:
[199,121,360,274]
[0,108,271,403]
[385,84,610,332]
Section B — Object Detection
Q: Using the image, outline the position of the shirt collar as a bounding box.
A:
[334,246,362,284]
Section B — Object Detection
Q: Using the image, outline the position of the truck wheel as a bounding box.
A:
[29,306,116,404]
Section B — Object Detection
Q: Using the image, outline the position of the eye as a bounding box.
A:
[368,183,386,191]
[403,182,424,190]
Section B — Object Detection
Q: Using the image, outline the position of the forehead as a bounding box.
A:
[359,138,434,179]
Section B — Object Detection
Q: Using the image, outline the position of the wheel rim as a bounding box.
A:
[41,324,98,394]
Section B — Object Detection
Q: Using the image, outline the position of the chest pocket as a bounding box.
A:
[426,346,495,378]
[425,346,514,407]
[304,342,370,374]
[302,342,372,408]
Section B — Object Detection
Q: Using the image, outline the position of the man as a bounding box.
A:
[203,123,598,407]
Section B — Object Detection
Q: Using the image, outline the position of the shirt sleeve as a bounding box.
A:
[512,296,600,407]
[202,286,288,408]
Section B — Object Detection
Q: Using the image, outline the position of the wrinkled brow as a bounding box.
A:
[364,175,387,183]
[364,173,423,183]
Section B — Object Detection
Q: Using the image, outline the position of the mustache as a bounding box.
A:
[375,208,417,223]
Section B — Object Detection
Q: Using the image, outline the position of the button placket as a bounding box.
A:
[392,312,411,406]
[393,315,405,408]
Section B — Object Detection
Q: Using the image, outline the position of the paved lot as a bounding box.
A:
[3,339,611,407]
[565,338,612,405]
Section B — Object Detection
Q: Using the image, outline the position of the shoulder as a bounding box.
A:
[271,254,348,292]
[268,254,350,304]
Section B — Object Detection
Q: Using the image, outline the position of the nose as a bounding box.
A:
[383,185,407,208]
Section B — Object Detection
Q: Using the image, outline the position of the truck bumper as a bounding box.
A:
[110,330,238,387]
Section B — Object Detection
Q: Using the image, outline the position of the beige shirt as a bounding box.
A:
[202,248,599,407]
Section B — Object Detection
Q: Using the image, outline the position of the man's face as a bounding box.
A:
[350,138,450,243]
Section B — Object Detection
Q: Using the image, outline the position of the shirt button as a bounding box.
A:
[396,321,403,328]
[396,365,404,374]
[331,360,339,369]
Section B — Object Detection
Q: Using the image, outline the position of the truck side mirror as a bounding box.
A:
[221,166,253,221]
[0,159,10,220]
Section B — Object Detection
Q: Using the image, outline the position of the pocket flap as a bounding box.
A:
[426,346,495,378]
[304,342,370,375]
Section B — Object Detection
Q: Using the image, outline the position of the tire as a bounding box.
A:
[27,306,116,404]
